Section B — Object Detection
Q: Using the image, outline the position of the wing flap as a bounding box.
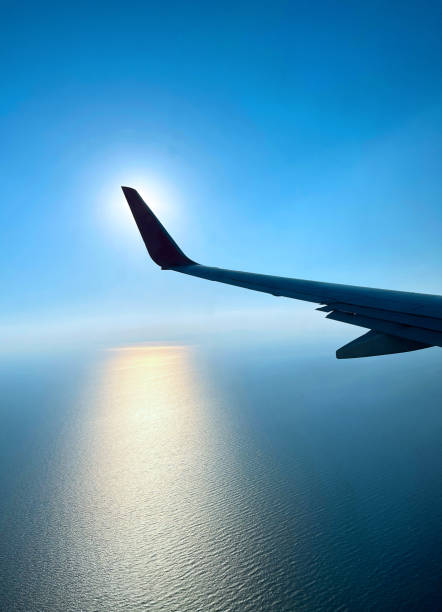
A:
[336,330,431,359]
[326,310,442,347]
[317,303,442,333]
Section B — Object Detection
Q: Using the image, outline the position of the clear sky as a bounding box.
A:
[2,0,442,350]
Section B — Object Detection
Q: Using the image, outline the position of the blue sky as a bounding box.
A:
[2,0,442,349]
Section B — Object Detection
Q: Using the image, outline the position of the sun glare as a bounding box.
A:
[100,172,180,242]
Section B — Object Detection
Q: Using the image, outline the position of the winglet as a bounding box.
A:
[121,186,196,269]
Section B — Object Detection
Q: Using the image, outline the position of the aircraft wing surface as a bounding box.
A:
[122,186,442,359]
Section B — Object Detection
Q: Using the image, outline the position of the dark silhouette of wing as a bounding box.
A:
[122,186,195,268]
[122,187,442,359]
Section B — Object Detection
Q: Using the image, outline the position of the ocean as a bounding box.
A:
[1,340,442,611]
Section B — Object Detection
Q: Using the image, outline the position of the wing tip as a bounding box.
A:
[121,185,196,268]
[121,185,137,197]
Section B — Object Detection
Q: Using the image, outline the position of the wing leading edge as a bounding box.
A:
[122,186,442,359]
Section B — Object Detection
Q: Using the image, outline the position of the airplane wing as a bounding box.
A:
[122,186,442,359]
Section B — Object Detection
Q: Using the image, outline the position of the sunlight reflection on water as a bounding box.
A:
[72,344,225,610]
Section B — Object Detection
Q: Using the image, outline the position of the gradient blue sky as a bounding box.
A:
[2,0,442,349]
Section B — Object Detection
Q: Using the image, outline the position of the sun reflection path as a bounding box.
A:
[97,344,207,502]
[76,343,227,609]
[42,343,302,612]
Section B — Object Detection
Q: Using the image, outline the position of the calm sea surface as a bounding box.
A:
[1,340,442,611]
